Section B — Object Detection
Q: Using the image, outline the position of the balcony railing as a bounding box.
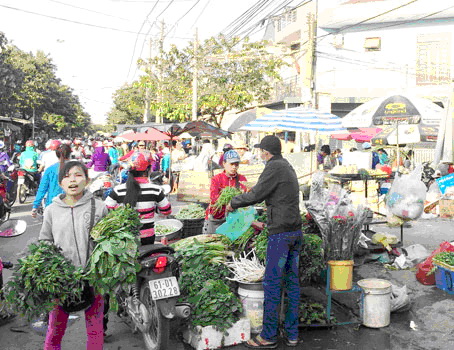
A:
[265,75,302,104]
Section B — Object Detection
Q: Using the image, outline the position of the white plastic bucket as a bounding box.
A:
[238,282,264,334]
[357,278,392,328]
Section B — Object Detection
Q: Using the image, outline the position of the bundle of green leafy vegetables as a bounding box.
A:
[188,279,243,332]
[212,186,242,214]
[172,235,242,332]
[85,206,142,311]
[3,241,85,321]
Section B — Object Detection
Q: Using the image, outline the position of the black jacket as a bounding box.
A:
[231,154,302,235]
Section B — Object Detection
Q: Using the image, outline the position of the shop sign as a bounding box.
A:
[437,173,454,195]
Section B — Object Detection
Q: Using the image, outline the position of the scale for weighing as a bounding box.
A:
[0,220,27,238]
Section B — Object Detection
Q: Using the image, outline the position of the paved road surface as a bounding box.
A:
[1,195,453,349]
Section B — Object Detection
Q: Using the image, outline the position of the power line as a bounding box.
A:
[190,0,212,29]
[126,1,161,81]
[48,0,129,20]
[0,4,151,35]
[165,0,201,37]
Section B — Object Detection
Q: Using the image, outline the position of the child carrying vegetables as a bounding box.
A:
[203,150,248,234]
[39,160,108,350]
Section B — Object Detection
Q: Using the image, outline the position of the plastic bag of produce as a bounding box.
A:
[216,206,256,241]
[385,165,426,220]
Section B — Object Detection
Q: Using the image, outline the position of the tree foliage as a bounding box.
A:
[0,32,91,137]
[107,34,285,128]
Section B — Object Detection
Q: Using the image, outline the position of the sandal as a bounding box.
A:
[245,335,278,349]
[285,337,300,347]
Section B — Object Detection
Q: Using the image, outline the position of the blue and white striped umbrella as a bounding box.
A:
[240,106,347,134]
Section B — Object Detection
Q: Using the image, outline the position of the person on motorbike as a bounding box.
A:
[71,139,86,161]
[0,141,12,173]
[38,140,61,173]
[39,160,108,349]
[105,141,119,175]
[86,144,111,180]
[31,144,72,218]
[19,140,40,183]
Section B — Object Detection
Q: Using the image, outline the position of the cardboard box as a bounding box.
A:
[183,318,250,350]
[439,199,454,218]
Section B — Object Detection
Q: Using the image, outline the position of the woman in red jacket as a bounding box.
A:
[203,150,248,234]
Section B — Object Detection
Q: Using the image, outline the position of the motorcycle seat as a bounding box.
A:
[138,244,175,260]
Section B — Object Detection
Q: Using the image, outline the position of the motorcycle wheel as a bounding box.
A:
[6,183,17,207]
[18,184,27,204]
[140,284,170,350]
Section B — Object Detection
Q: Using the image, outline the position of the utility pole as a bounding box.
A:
[309,0,318,108]
[144,38,153,123]
[156,20,165,124]
[192,27,198,121]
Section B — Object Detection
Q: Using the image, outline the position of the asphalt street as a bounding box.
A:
[1,195,453,349]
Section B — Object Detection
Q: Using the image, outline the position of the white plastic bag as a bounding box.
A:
[390,284,410,313]
[386,165,427,220]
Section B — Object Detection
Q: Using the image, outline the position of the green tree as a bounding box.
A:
[108,35,285,129]
[106,81,146,125]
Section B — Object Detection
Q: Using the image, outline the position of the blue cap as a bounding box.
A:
[224,150,241,163]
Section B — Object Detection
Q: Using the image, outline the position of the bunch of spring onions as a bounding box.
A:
[224,249,265,283]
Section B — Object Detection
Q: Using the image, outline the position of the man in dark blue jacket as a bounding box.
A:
[226,135,302,348]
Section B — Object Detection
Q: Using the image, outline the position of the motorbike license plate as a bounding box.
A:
[148,277,180,301]
[18,178,24,185]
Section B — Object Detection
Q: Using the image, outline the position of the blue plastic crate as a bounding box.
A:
[434,264,454,295]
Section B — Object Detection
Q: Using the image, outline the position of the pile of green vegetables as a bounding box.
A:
[299,234,325,285]
[175,204,206,219]
[299,298,333,325]
[171,234,242,332]
[155,224,177,236]
[212,186,242,214]
[85,206,142,311]
[433,252,454,267]
[3,241,85,321]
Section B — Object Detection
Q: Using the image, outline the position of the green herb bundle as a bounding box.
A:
[188,279,243,333]
[212,186,242,213]
[85,206,142,311]
[3,241,84,321]
[175,204,206,219]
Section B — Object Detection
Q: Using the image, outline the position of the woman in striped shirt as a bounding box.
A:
[104,152,171,245]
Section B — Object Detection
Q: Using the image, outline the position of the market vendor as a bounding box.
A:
[226,135,302,348]
[203,149,248,234]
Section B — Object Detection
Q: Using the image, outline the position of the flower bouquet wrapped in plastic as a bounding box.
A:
[305,173,370,261]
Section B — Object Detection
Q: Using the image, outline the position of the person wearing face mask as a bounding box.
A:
[203,149,248,235]
[226,135,302,349]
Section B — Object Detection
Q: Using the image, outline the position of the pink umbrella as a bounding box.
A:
[332,127,382,143]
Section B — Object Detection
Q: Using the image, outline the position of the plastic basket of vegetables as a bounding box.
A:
[175,204,206,238]
[155,219,183,242]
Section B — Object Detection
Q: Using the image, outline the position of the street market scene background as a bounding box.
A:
[1,0,454,349]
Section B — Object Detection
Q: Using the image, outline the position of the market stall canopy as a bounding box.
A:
[342,94,443,145]
[241,106,347,134]
[228,107,272,132]
[154,120,231,139]
[331,127,383,143]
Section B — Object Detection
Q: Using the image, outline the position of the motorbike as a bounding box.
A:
[2,164,19,207]
[89,172,114,200]
[116,244,190,349]
[114,172,188,349]
[17,168,40,204]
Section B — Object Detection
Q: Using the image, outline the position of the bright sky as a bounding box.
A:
[0,0,278,125]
